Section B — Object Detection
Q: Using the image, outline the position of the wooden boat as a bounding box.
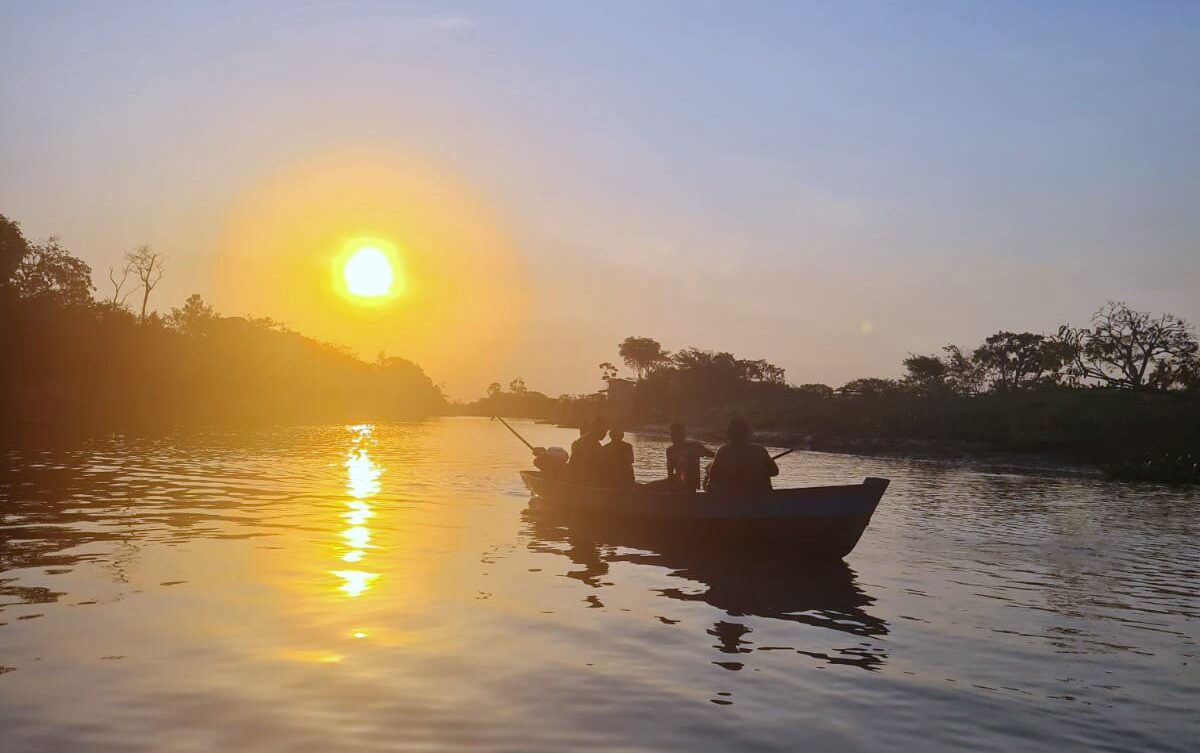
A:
[519,471,890,560]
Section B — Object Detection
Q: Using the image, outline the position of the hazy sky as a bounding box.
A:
[3,2,1198,398]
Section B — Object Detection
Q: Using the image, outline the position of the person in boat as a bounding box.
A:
[568,416,608,486]
[655,422,714,491]
[532,445,569,478]
[602,426,635,488]
[705,416,779,496]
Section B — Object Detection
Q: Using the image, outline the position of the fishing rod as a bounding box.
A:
[492,416,537,453]
[770,448,796,461]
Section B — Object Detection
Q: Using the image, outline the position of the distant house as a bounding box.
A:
[603,378,635,426]
[559,378,636,430]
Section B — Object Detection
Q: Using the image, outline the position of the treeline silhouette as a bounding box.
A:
[467,319,1200,483]
[0,214,445,442]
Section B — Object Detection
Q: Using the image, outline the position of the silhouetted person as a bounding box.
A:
[602,427,635,488]
[532,445,570,478]
[568,416,608,486]
[663,422,714,491]
[706,417,778,496]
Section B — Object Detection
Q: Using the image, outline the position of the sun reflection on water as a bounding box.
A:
[331,424,381,598]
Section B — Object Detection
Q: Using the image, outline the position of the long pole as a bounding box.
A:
[492,416,536,452]
[770,448,795,461]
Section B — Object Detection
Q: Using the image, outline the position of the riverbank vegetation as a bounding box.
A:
[0,214,445,442]
[466,318,1200,484]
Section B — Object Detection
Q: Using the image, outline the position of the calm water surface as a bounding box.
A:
[1,417,1196,752]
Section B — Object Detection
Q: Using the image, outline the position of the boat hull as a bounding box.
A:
[519,471,889,560]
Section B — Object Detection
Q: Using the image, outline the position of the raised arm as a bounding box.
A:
[705,446,726,491]
[763,447,779,477]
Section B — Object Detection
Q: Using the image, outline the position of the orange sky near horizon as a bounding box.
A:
[213,151,529,396]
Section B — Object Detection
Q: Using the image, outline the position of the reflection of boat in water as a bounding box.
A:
[522,510,890,671]
[520,471,889,560]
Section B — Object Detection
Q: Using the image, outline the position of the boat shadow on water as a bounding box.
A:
[521,508,891,672]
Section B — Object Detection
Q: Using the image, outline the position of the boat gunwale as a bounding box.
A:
[519,470,889,500]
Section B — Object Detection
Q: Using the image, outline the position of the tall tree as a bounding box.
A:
[11,237,94,307]
[1058,302,1198,389]
[127,245,166,321]
[618,336,669,381]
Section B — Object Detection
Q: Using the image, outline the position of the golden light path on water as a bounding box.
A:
[331,424,381,599]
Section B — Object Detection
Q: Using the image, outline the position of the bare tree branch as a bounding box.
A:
[126,245,166,321]
[107,261,138,307]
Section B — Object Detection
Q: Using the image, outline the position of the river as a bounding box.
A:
[0,417,1195,752]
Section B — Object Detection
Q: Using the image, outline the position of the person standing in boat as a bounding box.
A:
[602,426,635,488]
[705,417,778,496]
[568,416,608,486]
[664,422,714,491]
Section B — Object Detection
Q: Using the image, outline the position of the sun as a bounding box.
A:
[342,246,395,298]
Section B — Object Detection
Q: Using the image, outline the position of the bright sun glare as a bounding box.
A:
[343,247,394,298]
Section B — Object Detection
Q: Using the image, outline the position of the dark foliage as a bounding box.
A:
[0,220,445,442]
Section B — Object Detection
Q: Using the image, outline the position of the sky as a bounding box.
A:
[2,1,1198,398]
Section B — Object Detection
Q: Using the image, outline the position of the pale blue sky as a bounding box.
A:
[2,2,1198,396]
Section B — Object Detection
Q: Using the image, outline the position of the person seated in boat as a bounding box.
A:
[568,417,608,486]
[705,417,779,496]
[532,445,569,479]
[649,422,713,492]
[602,426,635,488]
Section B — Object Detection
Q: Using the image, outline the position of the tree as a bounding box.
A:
[1169,356,1200,392]
[618,336,670,381]
[127,245,165,321]
[761,363,786,384]
[599,361,619,381]
[794,383,835,399]
[738,358,786,384]
[11,237,94,307]
[942,344,987,396]
[168,293,217,336]
[0,214,31,295]
[838,377,903,398]
[487,382,502,398]
[972,332,1069,393]
[1058,302,1199,389]
[508,377,527,394]
[902,353,949,396]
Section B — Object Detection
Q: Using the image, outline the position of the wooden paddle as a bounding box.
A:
[770,448,796,461]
